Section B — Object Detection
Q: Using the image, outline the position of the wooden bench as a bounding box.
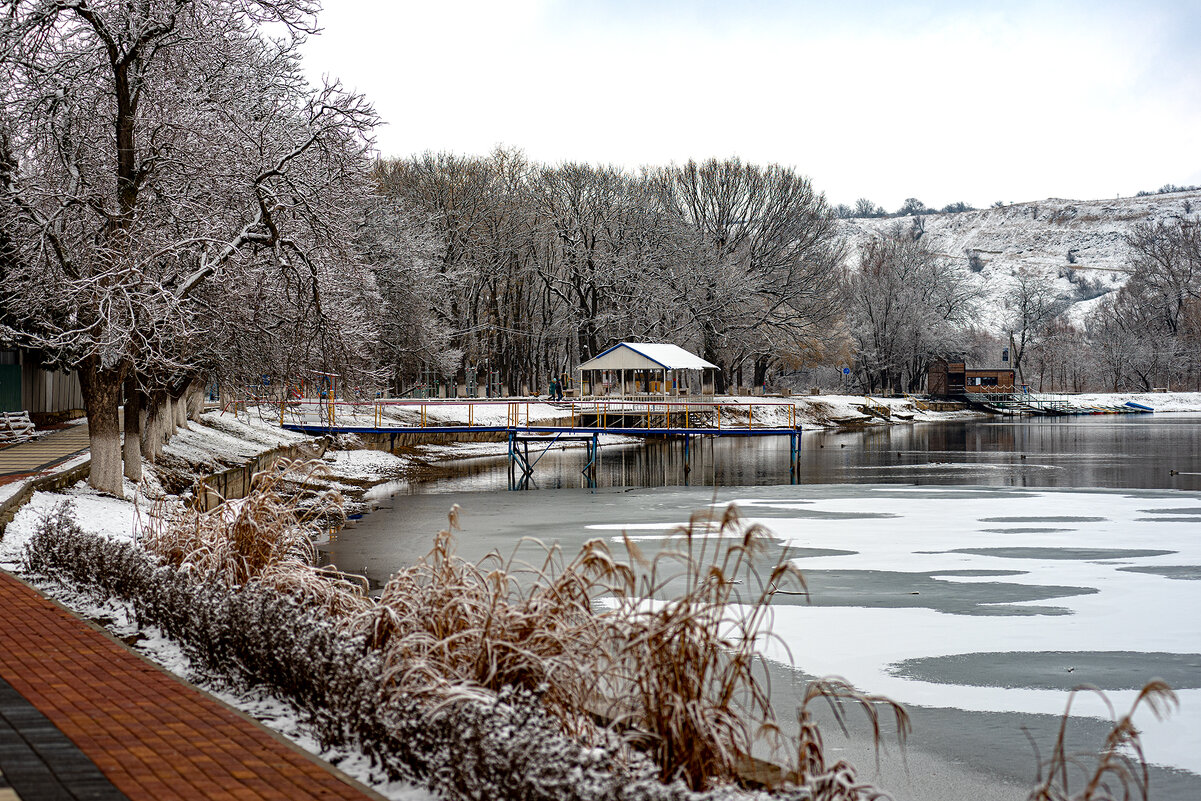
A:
[0,411,35,444]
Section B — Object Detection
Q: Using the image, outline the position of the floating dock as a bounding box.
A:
[960,389,1154,416]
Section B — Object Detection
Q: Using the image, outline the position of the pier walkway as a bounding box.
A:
[276,397,805,437]
[960,388,1154,416]
[275,397,806,489]
[0,570,384,801]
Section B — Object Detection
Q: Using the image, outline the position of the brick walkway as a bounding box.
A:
[0,571,385,801]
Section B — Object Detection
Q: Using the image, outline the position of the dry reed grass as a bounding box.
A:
[350,501,906,793]
[139,459,370,616]
[135,463,907,795]
[353,514,613,726]
[1027,680,1178,801]
[796,678,909,800]
[597,507,803,787]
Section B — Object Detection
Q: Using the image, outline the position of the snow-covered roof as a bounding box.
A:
[578,343,718,372]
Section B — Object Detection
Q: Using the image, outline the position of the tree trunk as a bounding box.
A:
[122,376,142,483]
[752,356,771,391]
[141,391,165,463]
[78,356,125,496]
[187,380,205,422]
[164,395,178,437]
[173,381,190,430]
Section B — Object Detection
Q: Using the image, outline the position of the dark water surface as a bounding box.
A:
[396,414,1201,494]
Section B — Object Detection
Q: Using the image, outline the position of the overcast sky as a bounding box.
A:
[301,0,1201,210]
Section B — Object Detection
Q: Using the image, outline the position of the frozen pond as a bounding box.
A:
[324,417,1201,799]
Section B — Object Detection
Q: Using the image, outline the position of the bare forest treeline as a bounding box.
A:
[391,150,1201,398]
[372,149,844,395]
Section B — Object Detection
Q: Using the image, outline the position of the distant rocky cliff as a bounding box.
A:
[839,190,1200,328]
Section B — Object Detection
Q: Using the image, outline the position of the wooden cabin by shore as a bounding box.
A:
[927,359,1016,397]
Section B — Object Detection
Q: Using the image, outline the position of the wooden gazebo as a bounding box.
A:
[577,343,719,397]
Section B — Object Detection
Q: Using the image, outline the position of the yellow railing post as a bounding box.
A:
[468,403,474,427]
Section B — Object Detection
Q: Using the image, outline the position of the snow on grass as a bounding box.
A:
[163,409,309,467]
[0,481,23,504]
[0,483,143,570]
[1066,391,1201,413]
[321,448,409,480]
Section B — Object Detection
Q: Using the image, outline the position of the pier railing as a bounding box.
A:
[276,397,802,434]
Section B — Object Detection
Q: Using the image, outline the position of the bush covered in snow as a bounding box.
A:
[26,505,773,801]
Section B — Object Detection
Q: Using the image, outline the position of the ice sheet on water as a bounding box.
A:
[602,485,1201,777]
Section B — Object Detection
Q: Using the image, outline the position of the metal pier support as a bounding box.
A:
[582,433,599,488]
[682,434,692,485]
[789,431,802,484]
[508,430,533,490]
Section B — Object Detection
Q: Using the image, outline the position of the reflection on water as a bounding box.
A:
[408,415,1201,494]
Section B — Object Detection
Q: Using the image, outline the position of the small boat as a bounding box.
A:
[1124,401,1154,413]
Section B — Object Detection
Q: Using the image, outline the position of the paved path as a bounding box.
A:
[0,425,91,484]
[0,571,385,801]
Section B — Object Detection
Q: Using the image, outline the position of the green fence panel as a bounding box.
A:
[0,365,20,411]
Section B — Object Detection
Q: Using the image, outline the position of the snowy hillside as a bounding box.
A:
[839,189,1201,329]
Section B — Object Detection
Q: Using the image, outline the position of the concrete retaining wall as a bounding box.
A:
[192,440,330,512]
[0,460,92,537]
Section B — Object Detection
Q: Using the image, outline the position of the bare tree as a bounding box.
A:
[853,198,883,218]
[651,158,843,391]
[1005,267,1068,387]
[844,229,979,393]
[0,0,378,493]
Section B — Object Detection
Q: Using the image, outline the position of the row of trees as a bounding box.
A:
[841,216,1201,396]
[375,151,844,394]
[833,198,977,219]
[0,0,437,494]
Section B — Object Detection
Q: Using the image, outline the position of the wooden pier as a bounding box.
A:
[278,397,804,489]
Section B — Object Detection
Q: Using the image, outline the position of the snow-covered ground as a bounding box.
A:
[840,190,1201,329]
[0,456,430,800]
[1065,391,1201,413]
[281,392,1201,434]
[163,408,310,467]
